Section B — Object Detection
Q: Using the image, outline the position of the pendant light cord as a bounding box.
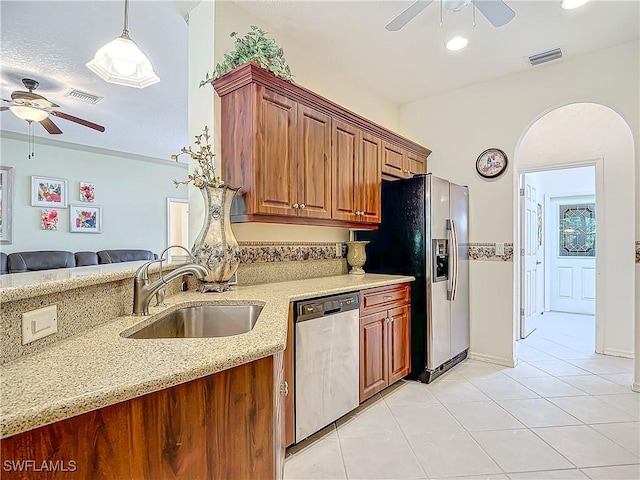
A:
[122,0,130,37]
[28,121,35,159]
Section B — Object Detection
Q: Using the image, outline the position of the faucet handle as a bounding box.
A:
[155,287,166,307]
[160,245,194,263]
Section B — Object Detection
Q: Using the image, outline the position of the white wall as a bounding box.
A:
[532,167,595,197]
[0,134,187,255]
[399,40,639,366]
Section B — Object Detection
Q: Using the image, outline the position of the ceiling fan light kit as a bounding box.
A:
[561,0,589,10]
[8,105,49,122]
[445,36,469,51]
[86,0,159,88]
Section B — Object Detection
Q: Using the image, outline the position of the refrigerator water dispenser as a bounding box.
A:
[433,239,448,282]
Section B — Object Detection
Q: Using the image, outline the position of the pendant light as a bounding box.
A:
[86,0,160,88]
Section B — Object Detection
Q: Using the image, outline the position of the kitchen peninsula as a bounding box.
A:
[0,264,413,478]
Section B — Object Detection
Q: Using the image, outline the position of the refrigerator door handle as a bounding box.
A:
[450,218,459,301]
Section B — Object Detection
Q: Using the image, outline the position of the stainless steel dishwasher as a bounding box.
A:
[294,291,360,443]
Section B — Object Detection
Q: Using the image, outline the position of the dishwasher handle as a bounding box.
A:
[295,291,360,322]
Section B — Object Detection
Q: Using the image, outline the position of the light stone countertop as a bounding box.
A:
[0,273,414,439]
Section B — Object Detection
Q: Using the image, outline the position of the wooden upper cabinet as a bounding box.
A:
[213,63,431,227]
[255,87,297,216]
[406,151,427,177]
[297,105,332,219]
[358,133,382,223]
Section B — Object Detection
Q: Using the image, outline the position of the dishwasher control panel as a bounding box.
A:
[295,291,360,322]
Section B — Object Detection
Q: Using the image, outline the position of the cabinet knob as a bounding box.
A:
[293,203,299,209]
[300,203,306,209]
[387,316,394,324]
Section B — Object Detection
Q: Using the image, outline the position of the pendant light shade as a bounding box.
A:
[86,0,159,88]
[9,105,49,122]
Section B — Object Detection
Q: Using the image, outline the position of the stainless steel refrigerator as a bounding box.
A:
[356,174,469,383]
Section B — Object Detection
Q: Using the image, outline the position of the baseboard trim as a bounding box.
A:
[468,352,516,368]
[632,383,640,393]
[602,348,634,359]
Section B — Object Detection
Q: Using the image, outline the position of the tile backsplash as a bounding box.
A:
[468,243,514,262]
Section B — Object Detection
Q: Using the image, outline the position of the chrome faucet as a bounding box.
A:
[132,247,209,316]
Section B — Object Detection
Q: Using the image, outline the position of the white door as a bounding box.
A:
[549,195,596,314]
[167,198,190,262]
[520,174,541,338]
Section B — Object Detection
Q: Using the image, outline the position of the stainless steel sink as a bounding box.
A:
[126,304,264,339]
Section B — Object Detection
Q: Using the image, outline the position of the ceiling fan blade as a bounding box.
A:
[475,0,515,27]
[51,111,105,132]
[386,0,434,31]
[40,117,63,134]
[0,106,9,111]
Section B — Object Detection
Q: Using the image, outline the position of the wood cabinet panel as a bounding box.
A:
[358,132,382,223]
[1,356,282,480]
[360,310,389,402]
[331,120,359,221]
[406,151,426,176]
[361,283,411,316]
[388,305,411,384]
[297,105,332,219]
[359,283,412,403]
[255,87,297,216]
[382,141,405,178]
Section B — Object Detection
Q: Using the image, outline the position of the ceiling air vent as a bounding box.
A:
[64,89,103,105]
[528,48,563,67]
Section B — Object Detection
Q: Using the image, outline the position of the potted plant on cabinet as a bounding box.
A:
[200,25,293,87]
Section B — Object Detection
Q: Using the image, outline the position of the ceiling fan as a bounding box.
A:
[1,78,105,134]
[386,0,516,31]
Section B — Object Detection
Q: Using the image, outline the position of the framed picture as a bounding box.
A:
[69,204,102,233]
[41,209,60,231]
[31,176,68,208]
[79,182,95,202]
[0,166,14,244]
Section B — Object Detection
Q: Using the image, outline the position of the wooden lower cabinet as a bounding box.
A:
[359,284,411,402]
[1,355,285,480]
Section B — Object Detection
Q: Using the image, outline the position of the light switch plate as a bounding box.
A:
[22,305,58,345]
[495,242,505,256]
[336,243,342,257]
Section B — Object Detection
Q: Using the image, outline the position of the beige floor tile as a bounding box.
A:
[431,475,508,480]
[580,465,640,479]
[381,380,439,405]
[471,377,540,401]
[445,401,525,431]
[507,469,588,479]
[590,422,640,456]
[430,378,492,403]
[339,434,425,479]
[336,400,402,438]
[406,431,503,478]
[547,396,635,424]
[284,434,347,480]
[565,357,633,375]
[471,429,574,473]
[497,398,582,428]
[390,402,464,434]
[515,377,589,398]
[502,362,552,379]
[599,373,634,387]
[594,394,640,421]
[558,375,632,395]
[528,361,591,377]
[532,425,639,468]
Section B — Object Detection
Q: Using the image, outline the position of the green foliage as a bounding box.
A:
[200,25,293,87]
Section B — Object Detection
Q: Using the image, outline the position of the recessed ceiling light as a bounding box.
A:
[561,0,589,10]
[445,36,468,51]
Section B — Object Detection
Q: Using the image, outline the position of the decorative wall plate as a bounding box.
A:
[476,148,508,178]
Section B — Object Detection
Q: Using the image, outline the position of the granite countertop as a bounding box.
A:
[0,273,414,439]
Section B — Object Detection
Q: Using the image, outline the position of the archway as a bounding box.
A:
[513,102,636,387]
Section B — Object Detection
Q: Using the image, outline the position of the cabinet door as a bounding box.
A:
[331,120,359,221]
[255,86,297,216]
[388,305,411,384]
[297,105,332,219]
[381,141,405,178]
[360,310,388,402]
[406,151,426,177]
[357,132,382,223]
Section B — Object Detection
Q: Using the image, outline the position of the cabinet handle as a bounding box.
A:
[292,203,299,209]
[383,295,392,300]
[300,203,306,209]
[279,381,289,396]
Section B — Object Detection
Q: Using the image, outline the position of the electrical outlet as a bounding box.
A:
[22,305,58,345]
[336,242,343,257]
[495,242,505,256]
